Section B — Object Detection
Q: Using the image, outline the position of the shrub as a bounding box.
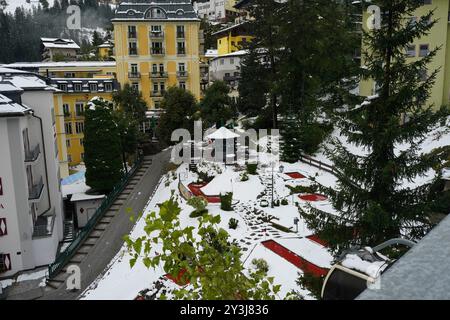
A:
[273,200,280,207]
[281,198,289,206]
[246,163,258,175]
[252,258,269,274]
[220,192,233,211]
[187,196,208,217]
[287,185,317,194]
[240,172,249,182]
[228,218,239,230]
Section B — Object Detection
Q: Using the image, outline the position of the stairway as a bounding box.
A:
[45,156,153,291]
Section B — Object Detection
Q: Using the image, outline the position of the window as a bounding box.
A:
[59,84,67,91]
[0,218,7,236]
[63,104,70,116]
[179,81,186,90]
[74,83,82,92]
[129,42,138,55]
[419,44,429,57]
[159,63,164,73]
[153,82,159,93]
[152,63,158,73]
[230,58,235,65]
[75,122,84,134]
[131,63,138,74]
[152,42,164,54]
[220,59,224,65]
[132,82,139,92]
[406,44,416,57]
[89,83,98,92]
[178,63,186,72]
[75,103,84,117]
[80,138,84,146]
[66,139,71,148]
[105,82,113,92]
[128,25,137,38]
[160,82,165,93]
[151,25,163,37]
[81,153,85,161]
[177,41,186,55]
[0,253,11,272]
[177,25,185,38]
[64,72,75,78]
[65,122,73,135]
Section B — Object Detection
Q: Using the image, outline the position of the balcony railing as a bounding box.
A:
[177,32,185,39]
[177,71,188,78]
[150,31,164,38]
[149,71,168,79]
[151,48,165,55]
[128,32,137,39]
[28,177,44,201]
[150,90,166,97]
[32,209,55,239]
[63,112,71,118]
[177,48,186,55]
[25,144,41,162]
[128,72,141,79]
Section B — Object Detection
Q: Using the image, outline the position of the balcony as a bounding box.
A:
[177,49,186,56]
[149,71,168,79]
[25,144,41,162]
[32,209,55,239]
[177,32,185,39]
[28,177,44,201]
[224,74,241,82]
[151,48,165,56]
[177,71,188,79]
[150,31,164,38]
[63,111,71,118]
[128,72,141,79]
[150,90,166,97]
[128,32,137,39]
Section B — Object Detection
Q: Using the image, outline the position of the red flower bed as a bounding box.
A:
[262,240,328,278]
[285,172,306,179]
[306,235,328,247]
[298,194,328,202]
[188,183,221,203]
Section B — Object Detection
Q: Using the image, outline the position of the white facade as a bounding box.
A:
[0,68,64,278]
[209,50,246,97]
[194,0,239,22]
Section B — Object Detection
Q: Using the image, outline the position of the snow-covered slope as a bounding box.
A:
[3,0,55,14]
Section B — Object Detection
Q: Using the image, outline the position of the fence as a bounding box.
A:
[47,156,143,279]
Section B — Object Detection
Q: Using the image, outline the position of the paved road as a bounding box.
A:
[40,149,171,300]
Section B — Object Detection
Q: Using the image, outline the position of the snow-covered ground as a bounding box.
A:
[0,267,48,291]
[80,154,340,300]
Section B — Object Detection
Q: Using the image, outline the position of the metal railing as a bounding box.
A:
[25,144,41,162]
[28,177,44,200]
[151,48,165,55]
[150,31,164,38]
[150,90,165,97]
[128,72,141,79]
[47,156,143,278]
[149,71,168,79]
[32,209,55,238]
[177,71,188,78]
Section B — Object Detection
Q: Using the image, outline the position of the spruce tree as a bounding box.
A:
[84,98,124,193]
[301,0,450,251]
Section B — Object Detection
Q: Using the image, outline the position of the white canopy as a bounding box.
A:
[206,127,239,140]
[201,171,236,196]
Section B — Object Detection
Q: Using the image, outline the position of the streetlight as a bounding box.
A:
[271,163,284,208]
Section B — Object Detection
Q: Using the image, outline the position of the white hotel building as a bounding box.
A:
[0,67,64,278]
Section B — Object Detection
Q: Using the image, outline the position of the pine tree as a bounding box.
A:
[200,81,235,128]
[156,87,198,146]
[301,0,450,251]
[279,0,358,158]
[84,98,123,193]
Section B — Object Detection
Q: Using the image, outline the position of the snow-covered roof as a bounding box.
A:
[71,192,106,202]
[41,38,80,50]
[113,0,200,21]
[2,61,116,69]
[206,127,239,140]
[205,49,218,58]
[0,94,31,117]
[0,67,27,74]
[213,50,248,60]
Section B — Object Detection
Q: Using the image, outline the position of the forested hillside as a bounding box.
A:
[0,0,115,63]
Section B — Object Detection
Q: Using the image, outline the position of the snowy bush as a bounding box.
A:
[220,192,233,211]
[252,258,269,274]
[228,218,239,230]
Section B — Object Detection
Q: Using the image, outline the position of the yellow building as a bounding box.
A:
[359,0,450,109]
[50,78,118,171]
[112,0,202,109]
[213,22,252,55]
[98,40,115,60]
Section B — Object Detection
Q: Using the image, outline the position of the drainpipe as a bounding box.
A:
[31,112,52,216]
